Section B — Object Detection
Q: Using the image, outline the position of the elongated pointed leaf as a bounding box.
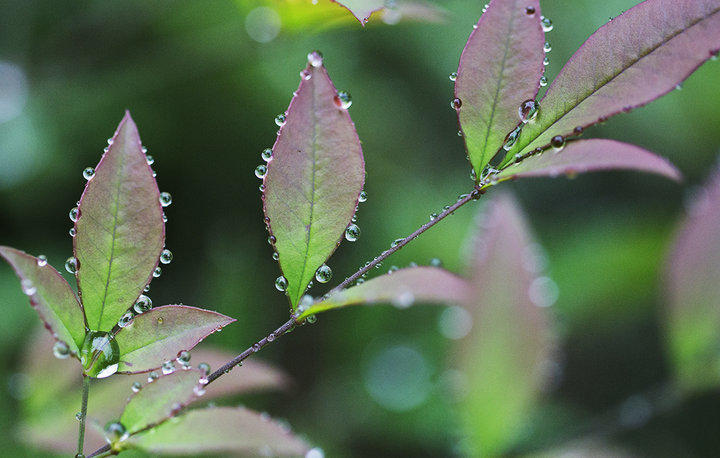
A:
[120,369,205,434]
[505,0,720,163]
[459,194,554,455]
[193,349,290,397]
[332,0,385,25]
[0,247,85,352]
[455,0,545,175]
[127,407,311,455]
[75,111,165,332]
[496,139,681,183]
[263,57,365,309]
[114,305,234,373]
[297,267,471,320]
[666,166,720,393]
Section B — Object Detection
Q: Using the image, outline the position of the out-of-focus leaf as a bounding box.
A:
[127,407,311,456]
[75,111,165,332]
[263,55,365,309]
[114,305,234,373]
[120,369,205,435]
[455,0,545,175]
[495,139,681,183]
[458,194,555,455]
[666,165,720,393]
[331,0,385,25]
[0,247,85,352]
[297,267,470,320]
[504,0,720,164]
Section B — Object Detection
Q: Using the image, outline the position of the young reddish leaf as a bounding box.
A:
[263,55,365,309]
[75,111,165,332]
[666,165,720,393]
[496,139,682,183]
[455,0,545,175]
[297,267,471,320]
[192,349,290,397]
[506,0,720,162]
[126,407,311,456]
[0,247,86,353]
[458,194,555,455]
[114,305,234,373]
[120,369,205,434]
[331,0,385,25]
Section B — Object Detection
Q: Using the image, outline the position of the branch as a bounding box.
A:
[77,375,90,457]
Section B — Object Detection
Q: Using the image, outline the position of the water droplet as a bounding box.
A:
[470,168,477,182]
[387,265,399,275]
[266,332,276,343]
[430,258,442,267]
[315,264,332,283]
[306,448,325,458]
[518,100,539,123]
[543,56,550,66]
[75,411,83,421]
[274,114,286,127]
[539,76,548,87]
[153,266,162,278]
[177,350,191,366]
[53,340,70,359]
[449,72,457,82]
[573,126,584,136]
[146,155,154,165]
[147,371,159,382]
[267,235,276,245]
[104,421,128,443]
[259,184,266,192]
[345,223,360,242]
[525,6,536,15]
[272,252,279,261]
[198,362,211,375]
[159,249,173,264]
[76,454,85,458]
[300,69,312,80]
[450,98,462,110]
[255,164,267,179]
[675,83,683,91]
[503,126,522,151]
[358,190,367,202]
[163,213,168,223]
[21,278,36,296]
[80,331,120,378]
[83,167,95,180]
[544,41,552,53]
[69,207,79,222]
[334,91,352,109]
[550,135,565,152]
[143,284,150,293]
[36,255,47,267]
[306,314,317,324]
[541,16,553,32]
[275,276,288,292]
[261,148,273,162]
[159,192,172,207]
[65,257,79,274]
[162,360,176,375]
[131,382,142,393]
[391,238,404,248]
[118,311,134,328]
[69,228,76,237]
[307,50,323,68]
[193,384,206,396]
[157,317,164,324]
[133,294,153,314]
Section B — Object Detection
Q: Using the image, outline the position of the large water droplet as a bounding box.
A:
[503,126,522,151]
[159,249,173,264]
[518,100,539,124]
[83,167,95,180]
[37,255,47,267]
[53,340,70,359]
[159,192,172,207]
[550,135,565,152]
[261,148,273,162]
[315,264,332,283]
[358,190,367,202]
[134,294,153,314]
[118,311,134,328]
[275,276,288,292]
[65,257,79,274]
[80,331,120,378]
[104,421,128,443]
[255,164,267,179]
[307,51,323,68]
[274,114,286,127]
[334,91,352,109]
[69,207,79,222]
[345,224,360,242]
[21,278,36,296]
[541,16,553,32]
[450,98,462,110]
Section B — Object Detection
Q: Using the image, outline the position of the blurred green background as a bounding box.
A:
[1,0,719,456]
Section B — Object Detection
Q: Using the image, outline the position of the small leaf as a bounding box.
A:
[496,139,682,183]
[666,165,720,393]
[297,266,470,320]
[0,247,86,352]
[459,194,555,455]
[127,407,311,456]
[120,369,205,434]
[264,56,365,309]
[331,0,385,25]
[505,0,720,163]
[455,0,545,175]
[114,305,234,373]
[75,111,165,332]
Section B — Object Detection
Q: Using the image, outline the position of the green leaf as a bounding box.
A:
[127,407,311,456]
[0,247,86,352]
[114,305,234,373]
[459,194,555,455]
[666,165,720,393]
[263,55,365,309]
[297,266,470,320]
[75,111,165,332]
[455,0,546,175]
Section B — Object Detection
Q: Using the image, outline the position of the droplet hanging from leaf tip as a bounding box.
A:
[307,51,323,68]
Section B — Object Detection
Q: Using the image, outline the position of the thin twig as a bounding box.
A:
[86,444,111,457]
[77,375,90,457]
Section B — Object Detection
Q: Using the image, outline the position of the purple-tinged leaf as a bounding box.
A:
[193,348,290,397]
[496,139,681,183]
[666,165,720,393]
[331,0,385,25]
[297,267,470,320]
[505,0,720,163]
[120,369,205,435]
[263,55,365,309]
[458,194,555,455]
[114,305,234,373]
[0,247,86,353]
[455,0,545,175]
[127,407,311,456]
[75,111,165,332]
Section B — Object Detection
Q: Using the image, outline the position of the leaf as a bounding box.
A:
[297,267,471,320]
[120,369,205,434]
[666,165,720,393]
[504,0,720,164]
[455,0,546,175]
[75,111,165,332]
[127,407,311,456]
[458,194,555,455]
[263,56,365,309]
[114,305,234,373]
[0,247,86,352]
[331,0,385,25]
[495,139,682,183]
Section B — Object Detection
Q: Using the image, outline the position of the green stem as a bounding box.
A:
[77,375,90,457]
